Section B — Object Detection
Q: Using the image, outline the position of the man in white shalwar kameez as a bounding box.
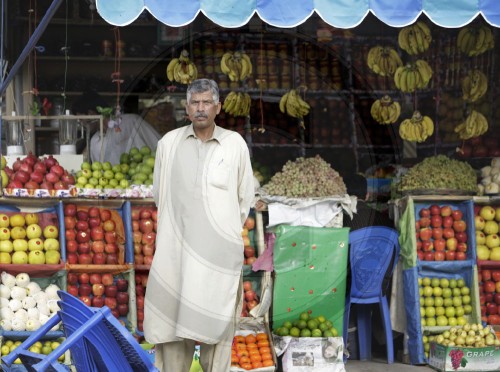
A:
[144,79,254,371]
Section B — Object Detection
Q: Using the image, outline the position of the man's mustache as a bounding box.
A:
[195,113,208,118]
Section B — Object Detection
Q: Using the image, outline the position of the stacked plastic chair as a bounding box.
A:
[342,226,400,364]
[1,291,158,371]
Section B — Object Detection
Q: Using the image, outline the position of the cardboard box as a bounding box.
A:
[428,341,500,371]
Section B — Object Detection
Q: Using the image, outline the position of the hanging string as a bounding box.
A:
[111,27,123,130]
[61,0,69,111]
[258,31,265,133]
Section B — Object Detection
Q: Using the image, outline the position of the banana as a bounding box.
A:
[415,22,432,48]
[220,53,233,75]
[471,27,486,56]
[462,69,488,102]
[407,29,419,55]
[415,59,433,88]
[398,27,411,54]
[394,66,405,90]
[166,58,179,82]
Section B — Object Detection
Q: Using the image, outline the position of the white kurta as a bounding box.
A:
[90,113,162,164]
[144,124,254,344]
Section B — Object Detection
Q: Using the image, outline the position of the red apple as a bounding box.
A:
[431,215,442,228]
[105,231,117,244]
[480,294,486,305]
[151,210,158,222]
[67,252,78,264]
[434,238,446,251]
[494,293,500,305]
[451,209,463,221]
[64,216,76,230]
[76,230,91,243]
[91,295,105,307]
[139,219,154,234]
[67,285,79,297]
[430,205,441,215]
[421,240,433,252]
[131,208,141,221]
[455,251,467,261]
[106,253,119,265]
[483,270,492,281]
[78,242,91,255]
[90,226,105,241]
[104,297,117,310]
[80,296,92,306]
[457,242,468,252]
[79,283,92,296]
[132,220,140,231]
[416,241,422,251]
[143,255,154,265]
[102,273,114,286]
[419,228,432,241]
[491,271,500,282]
[443,227,455,239]
[78,253,92,264]
[134,254,144,265]
[445,251,456,261]
[133,243,142,255]
[67,273,79,285]
[453,220,467,233]
[141,232,156,245]
[440,206,452,217]
[484,281,496,293]
[142,244,155,256]
[419,217,431,228]
[442,216,454,228]
[105,285,118,298]
[487,315,500,325]
[434,251,445,261]
[424,251,435,261]
[76,220,89,231]
[244,246,255,258]
[136,285,145,297]
[141,276,148,287]
[419,208,430,218]
[432,227,443,240]
[137,309,145,322]
[88,217,101,228]
[92,252,107,265]
[92,283,105,296]
[66,240,78,253]
[140,208,152,220]
[91,240,105,253]
[105,243,118,254]
[111,309,120,318]
[103,219,116,232]
[64,203,77,217]
[88,207,100,218]
[136,295,145,310]
[116,279,128,292]
[100,209,112,222]
[486,303,498,315]
[76,210,89,221]
[117,303,129,316]
[455,231,468,243]
[486,293,494,303]
[65,229,76,241]
[116,292,129,304]
[78,273,90,284]
[89,273,102,285]
[133,231,142,244]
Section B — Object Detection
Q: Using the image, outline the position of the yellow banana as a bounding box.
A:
[166,58,179,81]
[279,92,290,114]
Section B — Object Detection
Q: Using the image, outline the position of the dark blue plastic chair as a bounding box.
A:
[1,291,158,372]
[343,226,400,364]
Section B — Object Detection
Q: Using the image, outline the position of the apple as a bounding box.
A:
[484,221,499,235]
[105,231,117,244]
[64,203,77,217]
[446,238,458,251]
[443,227,455,239]
[457,242,468,252]
[455,231,467,243]
[445,251,456,261]
[28,250,45,264]
[65,229,76,242]
[76,220,89,232]
[76,230,90,243]
[102,273,114,286]
[135,254,144,265]
[67,285,79,297]
[419,228,432,241]
[480,206,496,221]
[78,273,90,284]
[151,210,158,222]
[92,252,107,265]
[89,273,102,285]
[103,219,116,232]
[44,238,60,251]
[105,243,118,254]
[100,209,112,222]
[116,292,129,304]
[64,216,76,230]
[483,270,492,281]
[79,283,92,296]
[105,297,118,310]
[455,252,467,261]
[13,239,28,252]
[92,283,105,296]
[451,209,463,221]
[442,216,453,228]
[494,293,500,305]
[136,285,145,297]
[440,206,452,217]
[416,241,422,250]
[67,252,78,264]
[80,296,92,306]
[430,215,442,228]
[133,231,142,244]
[90,226,104,241]
[484,281,496,293]
[116,278,128,292]
[26,224,42,239]
[143,255,154,265]
[67,273,79,285]
[475,215,486,230]
[419,217,431,228]
[43,225,59,239]
[91,296,105,307]
[141,232,156,245]
[453,220,467,233]
[430,205,441,215]
[139,219,154,234]
[434,251,445,261]
[137,309,145,322]
[491,270,500,282]
[142,244,154,256]
[117,303,129,316]
[78,253,92,264]
[486,303,498,315]
[424,251,435,261]
[434,238,446,251]
[78,242,91,255]
[136,295,145,310]
[132,220,140,232]
[45,250,60,264]
[432,227,443,240]
[87,207,99,218]
[91,240,105,253]
[485,234,500,249]
[88,217,101,228]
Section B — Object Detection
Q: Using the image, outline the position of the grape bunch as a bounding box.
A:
[449,348,464,370]
[262,155,346,198]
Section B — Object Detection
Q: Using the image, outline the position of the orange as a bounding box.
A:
[245,334,257,344]
[250,354,262,363]
[256,332,268,341]
[263,359,274,367]
[257,340,270,348]
[239,356,251,365]
[261,352,273,361]
[234,335,245,344]
[238,349,249,357]
[248,349,260,356]
[236,343,247,351]
[231,349,237,355]
[259,346,271,355]
[231,355,239,364]
[240,363,253,370]
[246,343,258,350]
[252,361,263,369]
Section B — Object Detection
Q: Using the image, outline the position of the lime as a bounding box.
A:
[323,330,333,337]
[297,320,307,330]
[449,279,457,288]
[319,322,329,332]
[330,327,338,337]
[283,321,293,329]
[311,329,323,337]
[129,147,140,155]
[289,327,300,337]
[307,319,319,330]
[277,327,289,336]
[325,320,333,329]
[300,328,311,337]
[140,145,152,155]
[317,315,326,323]
[299,311,310,321]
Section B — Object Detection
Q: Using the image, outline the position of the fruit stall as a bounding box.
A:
[2,1,500,371]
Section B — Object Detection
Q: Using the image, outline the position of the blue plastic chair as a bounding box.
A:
[2,291,158,372]
[343,226,400,364]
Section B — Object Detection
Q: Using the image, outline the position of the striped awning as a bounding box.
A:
[96,0,500,28]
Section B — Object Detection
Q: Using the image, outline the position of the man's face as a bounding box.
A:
[186,91,221,130]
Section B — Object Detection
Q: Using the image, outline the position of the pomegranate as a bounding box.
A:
[43,155,58,168]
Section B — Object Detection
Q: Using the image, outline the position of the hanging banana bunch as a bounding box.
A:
[222,91,252,117]
[394,60,433,93]
[370,95,401,124]
[397,21,432,55]
[399,110,434,143]
[220,51,253,82]
[279,89,310,119]
[457,25,494,56]
[166,50,198,84]
[366,46,403,76]
[454,110,488,140]
[461,69,488,103]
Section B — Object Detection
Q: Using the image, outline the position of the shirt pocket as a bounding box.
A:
[208,163,230,190]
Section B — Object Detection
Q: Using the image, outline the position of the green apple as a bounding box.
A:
[425,306,436,318]
[43,238,60,251]
[145,157,155,169]
[462,295,471,305]
[439,278,449,288]
[449,279,457,288]
[485,234,500,248]
[433,287,443,297]
[476,231,486,245]
[455,306,465,317]
[89,177,99,186]
[484,221,499,235]
[461,287,470,296]
[0,214,9,228]
[0,227,11,240]
[424,297,434,307]
[43,225,59,239]
[41,345,52,355]
[447,317,458,327]
[75,170,83,178]
[91,161,103,171]
[13,239,28,252]
[99,177,109,186]
[119,163,130,173]
[0,252,11,264]
[452,288,461,297]
[112,164,121,173]
[45,250,60,264]
[457,279,465,288]
[422,277,431,287]
[81,161,92,170]
[496,207,500,222]
[9,214,26,227]
[119,179,129,189]
[0,240,13,253]
[26,224,42,239]
[426,317,436,327]
[456,317,467,326]
[84,183,94,189]
[92,169,102,179]
[442,288,452,298]
[108,179,119,188]
[443,298,453,307]
[28,250,45,264]
[445,307,456,318]
[103,170,115,180]
[24,213,39,225]
[114,172,125,181]
[102,161,112,171]
[436,315,448,326]
[120,153,130,165]
[12,251,28,264]
[10,226,26,240]
[434,297,444,307]
[28,238,44,251]
[77,176,88,185]
[140,145,152,155]
[452,297,462,307]
[463,304,472,314]
[435,306,445,316]
[81,169,92,178]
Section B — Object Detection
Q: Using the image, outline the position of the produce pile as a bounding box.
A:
[261,155,346,198]
[396,155,478,193]
[273,311,339,338]
[479,158,500,194]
